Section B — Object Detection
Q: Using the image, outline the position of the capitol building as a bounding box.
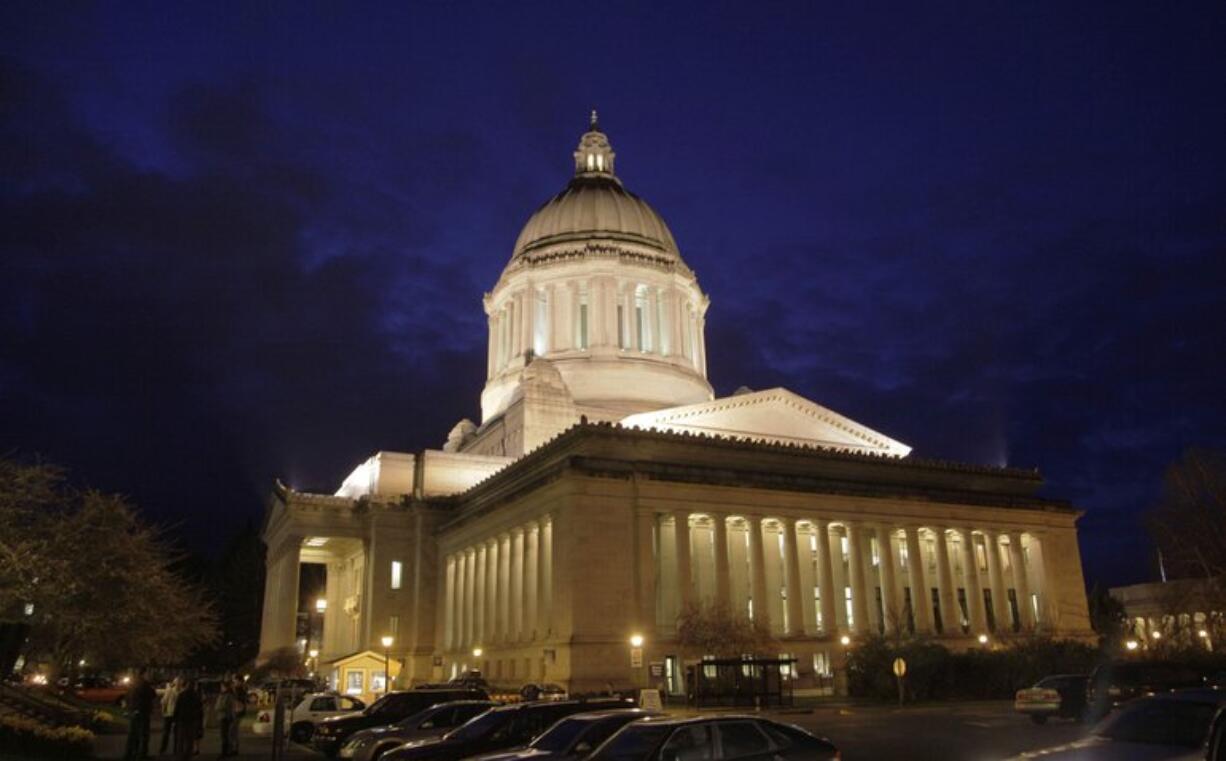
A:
[259,115,1093,695]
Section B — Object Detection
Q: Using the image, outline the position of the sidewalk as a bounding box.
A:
[93,716,317,760]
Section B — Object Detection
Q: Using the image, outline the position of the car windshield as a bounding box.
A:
[1094,699,1216,747]
[531,717,590,753]
[590,724,672,761]
[367,694,409,716]
[395,707,437,729]
[445,709,509,741]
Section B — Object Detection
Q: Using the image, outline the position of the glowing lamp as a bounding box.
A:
[472,647,483,657]
[1125,639,1139,651]
[381,635,394,648]
[977,634,989,645]
[316,598,328,612]
[309,649,319,658]
[839,635,851,646]
[1198,630,1209,638]
[629,634,644,648]
[1151,631,1162,640]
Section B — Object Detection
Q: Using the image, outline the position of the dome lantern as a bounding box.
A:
[573,109,616,177]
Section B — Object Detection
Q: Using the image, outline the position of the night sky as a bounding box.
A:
[3,2,1224,590]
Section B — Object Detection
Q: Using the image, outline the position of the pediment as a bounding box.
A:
[620,387,911,457]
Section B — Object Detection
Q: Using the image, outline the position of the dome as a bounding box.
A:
[511,112,680,260]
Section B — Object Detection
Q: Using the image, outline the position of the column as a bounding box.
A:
[498,534,511,642]
[875,526,901,633]
[538,517,553,637]
[783,518,805,636]
[674,513,694,610]
[511,529,525,641]
[635,510,657,631]
[712,515,731,609]
[984,530,1009,632]
[828,525,849,631]
[960,529,988,633]
[933,528,958,634]
[846,524,870,635]
[465,549,477,648]
[486,315,496,378]
[456,551,463,647]
[904,527,933,633]
[814,520,837,635]
[747,516,770,630]
[444,554,457,650]
[485,540,499,643]
[475,545,487,646]
[525,525,539,639]
[1008,532,1035,629]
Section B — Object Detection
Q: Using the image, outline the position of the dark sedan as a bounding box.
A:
[587,715,838,761]
[382,698,635,761]
[312,688,489,756]
[339,700,496,761]
[469,709,657,761]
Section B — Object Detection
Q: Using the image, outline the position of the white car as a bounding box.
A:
[252,692,366,742]
[1006,689,1226,760]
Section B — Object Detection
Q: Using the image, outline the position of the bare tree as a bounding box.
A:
[1148,449,1226,595]
[674,601,775,657]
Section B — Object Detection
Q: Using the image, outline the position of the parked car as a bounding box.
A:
[1086,661,1206,719]
[252,692,366,741]
[519,684,569,702]
[470,708,657,761]
[313,688,490,756]
[1014,674,1088,724]
[71,676,128,706]
[587,715,838,761]
[380,698,635,761]
[339,700,497,761]
[1004,688,1226,760]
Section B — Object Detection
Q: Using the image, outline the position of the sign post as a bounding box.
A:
[892,657,907,707]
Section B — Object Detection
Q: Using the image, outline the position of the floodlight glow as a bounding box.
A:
[381,635,394,648]
[629,634,644,648]
[1125,639,1139,650]
[839,635,851,646]
[977,634,988,644]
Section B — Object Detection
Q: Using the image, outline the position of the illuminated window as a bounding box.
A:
[586,153,595,171]
[845,586,854,627]
[870,538,880,567]
[577,291,589,350]
[813,587,822,631]
[840,536,849,563]
[898,540,908,567]
[391,561,402,590]
[596,153,604,171]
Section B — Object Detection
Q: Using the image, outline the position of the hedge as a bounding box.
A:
[0,714,94,759]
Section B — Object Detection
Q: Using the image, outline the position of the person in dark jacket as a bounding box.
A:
[173,680,204,761]
[125,667,158,760]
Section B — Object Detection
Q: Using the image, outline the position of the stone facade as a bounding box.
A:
[258,115,1094,694]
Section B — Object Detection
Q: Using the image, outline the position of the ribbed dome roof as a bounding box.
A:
[512,113,680,259]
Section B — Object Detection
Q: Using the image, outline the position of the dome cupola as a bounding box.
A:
[477,113,713,431]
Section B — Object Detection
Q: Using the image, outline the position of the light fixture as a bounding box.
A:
[316,598,328,612]
[629,634,644,648]
[309,649,319,659]
[839,635,851,646]
[1151,631,1162,640]
[381,635,394,648]
[472,647,483,657]
[977,634,988,645]
[1125,639,1139,651]
[1198,630,1209,638]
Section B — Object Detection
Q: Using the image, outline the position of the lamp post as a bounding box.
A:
[308,649,319,678]
[380,635,394,695]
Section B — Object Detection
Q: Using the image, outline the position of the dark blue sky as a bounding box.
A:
[3,2,1224,588]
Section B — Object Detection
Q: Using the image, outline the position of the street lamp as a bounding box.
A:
[472,647,483,658]
[1125,639,1139,651]
[629,634,644,648]
[1151,631,1162,640]
[977,634,989,645]
[380,635,394,694]
[316,598,327,612]
[839,635,851,646]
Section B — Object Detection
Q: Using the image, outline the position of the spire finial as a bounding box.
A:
[590,109,599,130]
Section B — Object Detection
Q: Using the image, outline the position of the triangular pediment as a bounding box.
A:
[620,387,911,457]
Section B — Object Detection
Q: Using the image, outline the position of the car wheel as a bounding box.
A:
[289,722,314,743]
[1030,714,1048,725]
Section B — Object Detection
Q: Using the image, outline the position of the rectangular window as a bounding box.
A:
[390,560,402,590]
[903,587,915,633]
[897,540,908,567]
[931,587,943,633]
[1007,589,1020,632]
[1031,593,1041,623]
[976,542,988,572]
[870,538,880,567]
[844,586,854,628]
[840,536,849,563]
[370,671,387,693]
[345,669,364,696]
[389,615,399,636]
[578,301,589,350]
[984,589,996,632]
[813,587,823,631]
[635,303,645,350]
[956,588,969,632]
[617,304,625,348]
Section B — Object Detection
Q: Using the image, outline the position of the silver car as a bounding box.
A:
[339,700,496,761]
[1006,689,1226,761]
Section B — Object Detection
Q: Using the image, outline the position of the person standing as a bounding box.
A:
[159,677,182,755]
[125,667,158,760]
[173,680,203,761]
[215,680,242,757]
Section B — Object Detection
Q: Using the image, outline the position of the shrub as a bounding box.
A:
[0,714,94,759]
[846,635,1098,701]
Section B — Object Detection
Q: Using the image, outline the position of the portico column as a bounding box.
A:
[511,529,525,641]
[525,525,539,640]
[783,518,805,636]
[444,554,456,650]
[485,539,499,643]
[712,515,731,609]
[464,549,476,648]
[904,526,934,634]
[1007,533,1035,629]
[814,520,838,636]
[846,523,870,635]
[828,526,849,631]
[747,515,770,630]
[984,530,1009,632]
[475,545,487,646]
[960,529,988,633]
[498,534,512,642]
[674,512,694,610]
[538,517,553,637]
[933,528,958,634]
[635,510,657,632]
[875,526,901,633]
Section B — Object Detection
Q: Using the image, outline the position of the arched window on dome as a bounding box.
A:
[586,153,595,172]
[596,153,604,172]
